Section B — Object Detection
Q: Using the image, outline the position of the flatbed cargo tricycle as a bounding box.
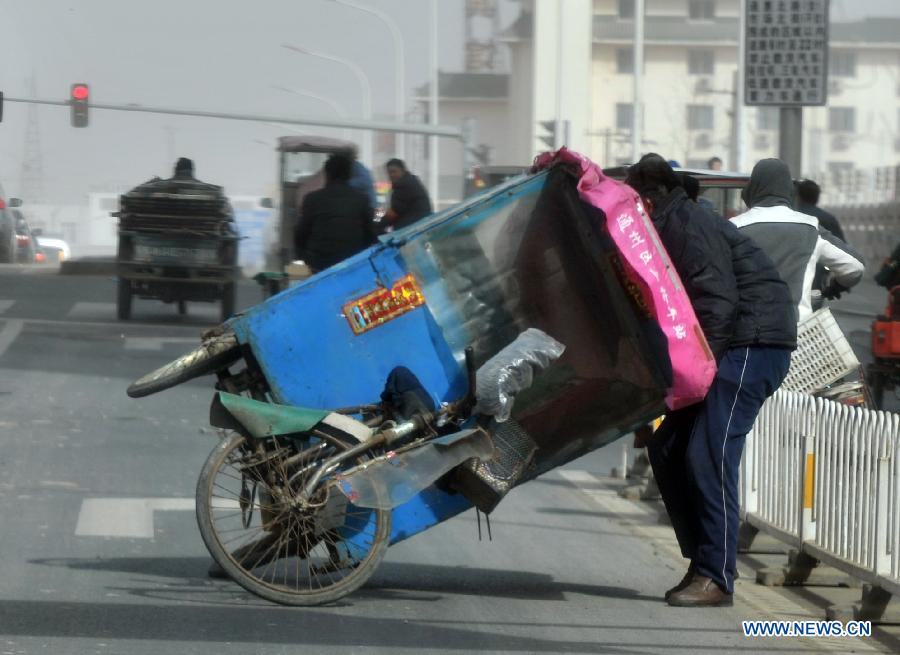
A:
[127,156,710,606]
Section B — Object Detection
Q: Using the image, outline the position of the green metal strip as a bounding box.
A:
[216,392,329,438]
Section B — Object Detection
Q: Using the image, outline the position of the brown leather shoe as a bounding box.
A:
[667,575,733,607]
[664,563,696,601]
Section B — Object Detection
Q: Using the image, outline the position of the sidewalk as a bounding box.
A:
[559,462,900,654]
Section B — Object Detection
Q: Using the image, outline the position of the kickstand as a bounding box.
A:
[475,509,493,542]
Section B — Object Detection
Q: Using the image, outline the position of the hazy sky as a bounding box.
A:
[0,0,517,202]
[0,0,897,203]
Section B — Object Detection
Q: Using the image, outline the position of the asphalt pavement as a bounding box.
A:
[0,264,896,654]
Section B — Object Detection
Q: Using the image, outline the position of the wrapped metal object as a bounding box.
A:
[473,328,565,422]
[454,418,538,513]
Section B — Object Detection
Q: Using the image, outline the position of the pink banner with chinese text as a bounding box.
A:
[533,148,716,410]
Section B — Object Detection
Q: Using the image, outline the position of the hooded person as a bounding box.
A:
[733,159,865,321]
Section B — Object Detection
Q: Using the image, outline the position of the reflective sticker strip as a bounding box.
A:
[342,274,426,336]
[804,453,816,510]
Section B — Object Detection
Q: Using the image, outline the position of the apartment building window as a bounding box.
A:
[827,161,854,181]
[688,50,715,75]
[616,48,634,74]
[830,51,857,78]
[756,107,780,131]
[618,0,635,20]
[688,0,715,20]
[687,105,715,130]
[828,107,855,133]
[616,103,634,130]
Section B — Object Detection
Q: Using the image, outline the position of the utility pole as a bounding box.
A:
[429,0,440,207]
[631,0,645,162]
[20,77,44,203]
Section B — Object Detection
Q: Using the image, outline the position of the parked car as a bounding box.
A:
[0,190,24,264]
[34,232,71,264]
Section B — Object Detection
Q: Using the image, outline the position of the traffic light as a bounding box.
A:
[537,120,557,149]
[70,83,89,127]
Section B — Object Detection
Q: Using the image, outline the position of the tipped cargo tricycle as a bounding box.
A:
[127,151,715,606]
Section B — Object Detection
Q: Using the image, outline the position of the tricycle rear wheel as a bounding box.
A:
[117,279,132,321]
[221,283,236,322]
[867,363,886,410]
[196,431,390,606]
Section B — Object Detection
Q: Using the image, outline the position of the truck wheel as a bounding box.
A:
[221,283,236,322]
[117,279,132,321]
[0,232,14,264]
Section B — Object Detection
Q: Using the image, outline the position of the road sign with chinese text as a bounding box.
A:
[744,0,830,106]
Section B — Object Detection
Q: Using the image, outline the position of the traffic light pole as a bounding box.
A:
[1,96,462,139]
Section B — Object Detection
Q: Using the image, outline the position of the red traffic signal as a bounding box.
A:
[70,83,89,127]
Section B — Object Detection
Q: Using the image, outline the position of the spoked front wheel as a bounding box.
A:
[195,432,391,606]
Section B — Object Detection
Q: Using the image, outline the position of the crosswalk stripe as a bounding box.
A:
[124,337,201,351]
[75,497,210,538]
[66,302,117,320]
[0,319,24,357]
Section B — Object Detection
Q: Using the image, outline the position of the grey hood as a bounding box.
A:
[742,158,794,208]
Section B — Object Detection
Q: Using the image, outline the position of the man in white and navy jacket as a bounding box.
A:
[733,159,865,322]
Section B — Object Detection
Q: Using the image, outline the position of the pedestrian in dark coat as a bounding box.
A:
[295,154,376,273]
[384,159,433,230]
[625,154,797,607]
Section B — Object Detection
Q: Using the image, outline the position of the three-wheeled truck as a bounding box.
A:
[114,174,240,322]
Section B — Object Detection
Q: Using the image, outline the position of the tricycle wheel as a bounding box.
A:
[126,332,240,398]
[117,279,132,321]
[867,364,885,410]
[196,432,390,606]
[221,283,236,322]
[178,300,187,316]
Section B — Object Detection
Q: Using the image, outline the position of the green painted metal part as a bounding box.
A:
[215,392,329,438]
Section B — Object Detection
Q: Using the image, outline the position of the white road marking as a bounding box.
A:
[75,497,208,538]
[124,337,200,351]
[0,300,15,314]
[66,302,117,320]
[0,319,24,357]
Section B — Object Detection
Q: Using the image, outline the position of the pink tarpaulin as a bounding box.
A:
[533,148,716,410]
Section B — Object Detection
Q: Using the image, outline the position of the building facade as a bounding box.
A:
[481,0,900,204]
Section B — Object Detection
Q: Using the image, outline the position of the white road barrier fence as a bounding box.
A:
[741,390,900,599]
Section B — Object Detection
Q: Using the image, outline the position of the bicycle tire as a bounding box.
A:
[196,432,390,606]
[126,332,240,398]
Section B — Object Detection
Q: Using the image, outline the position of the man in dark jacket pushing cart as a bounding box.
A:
[626,155,797,607]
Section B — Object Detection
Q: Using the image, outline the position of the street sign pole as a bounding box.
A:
[779,107,803,178]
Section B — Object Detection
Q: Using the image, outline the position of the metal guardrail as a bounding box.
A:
[741,390,900,598]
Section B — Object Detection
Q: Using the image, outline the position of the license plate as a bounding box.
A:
[134,244,218,264]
